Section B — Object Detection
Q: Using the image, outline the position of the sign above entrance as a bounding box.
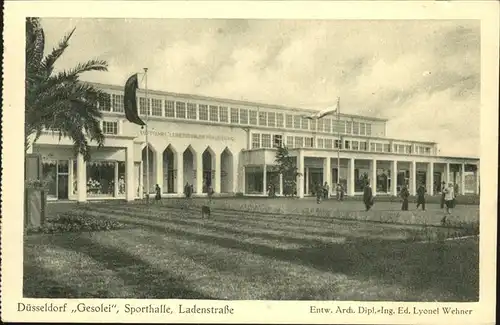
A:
[140,130,235,142]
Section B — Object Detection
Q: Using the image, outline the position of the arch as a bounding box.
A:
[182,145,197,190]
[202,147,216,193]
[220,147,234,193]
[162,144,177,193]
[141,144,157,195]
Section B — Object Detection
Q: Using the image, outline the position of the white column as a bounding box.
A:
[232,154,239,194]
[305,167,309,195]
[410,160,417,196]
[323,157,331,194]
[279,173,283,196]
[262,164,267,195]
[241,166,246,194]
[371,159,377,196]
[445,163,450,184]
[214,153,221,193]
[77,152,87,202]
[175,151,183,194]
[391,160,398,196]
[196,152,203,194]
[296,150,305,198]
[139,161,144,199]
[114,161,119,197]
[428,162,434,195]
[125,145,135,201]
[156,151,163,192]
[461,163,466,195]
[68,159,74,198]
[348,158,355,196]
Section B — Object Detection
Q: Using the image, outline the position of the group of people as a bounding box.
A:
[398,181,458,214]
[314,182,345,204]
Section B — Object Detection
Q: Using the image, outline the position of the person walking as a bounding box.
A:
[154,184,162,203]
[315,182,323,204]
[440,181,446,209]
[323,182,329,200]
[443,182,455,219]
[400,185,410,211]
[363,182,374,211]
[416,183,427,211]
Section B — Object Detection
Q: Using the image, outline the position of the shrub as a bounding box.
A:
[26,212,127,234]
[235,192,244,197]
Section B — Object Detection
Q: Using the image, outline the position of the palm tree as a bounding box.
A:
[25,17,108,161]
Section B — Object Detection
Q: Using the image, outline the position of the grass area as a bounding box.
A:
[24,200,479,301]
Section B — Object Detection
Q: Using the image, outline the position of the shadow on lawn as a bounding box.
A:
[115,217,478,301]
[42,234,213,299]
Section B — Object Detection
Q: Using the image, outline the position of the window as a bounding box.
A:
[325,139,333,149]
[199,104,208,121]
[139,97,150,115]
[366,123,372,135]
[259,111,267,126]
[240,109,249,124]
[324,119,331,133]
[293,115,301,129]
[317,119,323,132]
[209,105,218,122]
[261,134,272,148]
[187,103,197,120]
[305,137,314,148]
[286,136,294,148]
[317,138,324,149]
[151,99,162,116]
[301,118,309,130]
[251,133,260,149]
[332,119,344,133]
[376,143,383,152]
[360,123,366,135]
[346,121,352,134]
[352,141,359,151]
[286,114,293,128]
[98,93,111,112]
[276,113,284,128]
[165,100,175,117]
[111,94,124,113]
[175,101,186,119]
[267,112,276,127]
[393,144,399,153]
[370,143,376,151]
[294,136,304,148]
[310,119,316,131]
[102,121,118,135]
[405,145,412,154]
[424,147,431,155]
[334,139,342,149]
[383,144,391,152]
[249,110,258,125]
[344,140,350,150]
[219,106,228,122]
[360,141,368,151]
[352,122,359,135]
[273,135,283,148]
[230,107,239,123]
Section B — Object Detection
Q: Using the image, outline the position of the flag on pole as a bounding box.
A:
[124,74,146,126]
[303,97,340,120]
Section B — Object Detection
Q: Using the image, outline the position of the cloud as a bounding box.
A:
[39,18,480,157]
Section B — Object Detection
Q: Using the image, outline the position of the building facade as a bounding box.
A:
[29,82,480,201]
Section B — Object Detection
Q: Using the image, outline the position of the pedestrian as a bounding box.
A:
[440,181,446,209]
[416,183,427,211]
[154,184,161,202]
[339,184,344,201]
[323,182,329,200]
[400,185,409,211]
[315,182,322,204]
[453,183,459,208]
[363,182,374,211]
[443,182,455,217]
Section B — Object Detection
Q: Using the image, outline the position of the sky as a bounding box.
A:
[39,18,481,157]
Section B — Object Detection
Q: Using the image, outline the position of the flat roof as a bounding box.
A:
[86,81,389,122]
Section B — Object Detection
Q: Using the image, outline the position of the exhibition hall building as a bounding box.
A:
[29,82,480,202]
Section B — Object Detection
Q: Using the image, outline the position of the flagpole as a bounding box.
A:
[336,97,341,186]
[144,68,149,203]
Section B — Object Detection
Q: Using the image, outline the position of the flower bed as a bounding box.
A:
[26,211,128,234]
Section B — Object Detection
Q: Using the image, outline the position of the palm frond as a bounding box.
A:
[40,27,76,77]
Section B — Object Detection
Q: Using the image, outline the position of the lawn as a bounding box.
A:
[24,199,479,301]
